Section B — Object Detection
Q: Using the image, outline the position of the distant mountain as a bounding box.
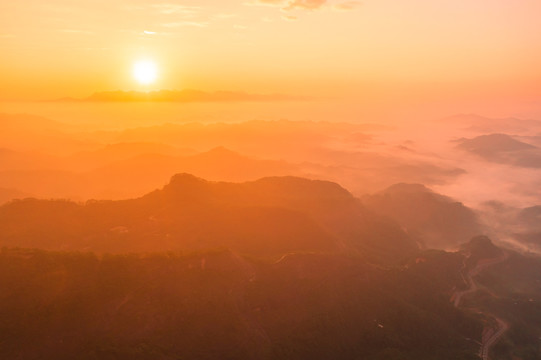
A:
[0,113,97,154]
[0,187,31,205]
[362,183,483,250]
[0,112,65,131]
[0,147,302,199]
[456,133,541,168]
[444,114,541,134]
[0,173,417,265]
[508,205,541,252]
[456,133,536,154]
[83,146,302,198]
[517,206,541,231]
[477,201,541,254]
[0,147,63,171]
[61,89,310,102]
[106,120,464,193]
[111,120,387,162]
[0,143,466,202]
[66,142,197,170]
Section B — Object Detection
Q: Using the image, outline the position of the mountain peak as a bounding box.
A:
[460,235,502,258]
[380,183,431,194]
[167,173,209,187]
[457,133,537,153]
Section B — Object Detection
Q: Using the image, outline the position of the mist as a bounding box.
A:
[2,100,541,256]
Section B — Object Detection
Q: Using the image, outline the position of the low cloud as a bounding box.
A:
[162,21,209,28]
[248,0,326,11]
[248,0,285,7]
[59,29,93,34]
[248,0,360,14]
[214,13,237,19]
[284,0,326,10]
[282,14,298,21]
[333,1,361,11]
[152,4,202,16]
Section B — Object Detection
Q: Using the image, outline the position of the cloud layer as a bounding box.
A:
[249,0,360,11]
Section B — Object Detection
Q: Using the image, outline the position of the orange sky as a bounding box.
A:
[1,0,541,103]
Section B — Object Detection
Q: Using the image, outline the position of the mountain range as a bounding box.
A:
[57,89,310,103]
[0,174,417,265]
[456,133,541,168]
[362,183,483,249]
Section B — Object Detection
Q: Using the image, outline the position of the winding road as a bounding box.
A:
[479,317,509,360]
[451,251,509,360]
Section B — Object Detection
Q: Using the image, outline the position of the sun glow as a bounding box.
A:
[133,60,158,85]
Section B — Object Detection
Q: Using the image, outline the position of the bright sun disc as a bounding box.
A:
[133,60,157,85]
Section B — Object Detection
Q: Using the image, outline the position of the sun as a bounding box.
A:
[133,60,158,85]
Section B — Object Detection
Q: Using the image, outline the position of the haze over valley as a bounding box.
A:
[2,0,541,358]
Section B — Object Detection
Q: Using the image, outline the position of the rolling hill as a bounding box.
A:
[362,183,483,249]
[456,133,541,168]
[0,173,417,265]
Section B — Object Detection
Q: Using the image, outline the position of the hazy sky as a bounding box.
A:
[1,0,541,104]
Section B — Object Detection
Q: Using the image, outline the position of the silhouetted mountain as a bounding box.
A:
[457,133,536,154]
[0,187,31,205]
[0,147,63,171]
[0,174,417,265]
[0,112,65,131]
[83,147,302,198]
[66,142,196,170]
[445,114,541,134]
[0,169,83,199]
[504,205,541,252]
[456,133,541,168]
[362,183,482,249]
[0,147,301,199]
[107,120,464,193]
[0,113,97,154]
[0,114,466,198]
[69,89,310,102]
[476,201,541,254]
[111,120,387,162]
[459,235,502,260]
[517,205,541,229]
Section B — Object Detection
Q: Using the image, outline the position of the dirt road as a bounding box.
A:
[450,251,509,359]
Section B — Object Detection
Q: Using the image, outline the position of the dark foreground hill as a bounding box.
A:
[0,174,417,266]
[0,248,480,360]
[403,236,541,359]
[1,173,540,359]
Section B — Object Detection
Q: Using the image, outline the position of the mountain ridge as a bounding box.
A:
[53,89,312,103]
[0,173,417,265]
